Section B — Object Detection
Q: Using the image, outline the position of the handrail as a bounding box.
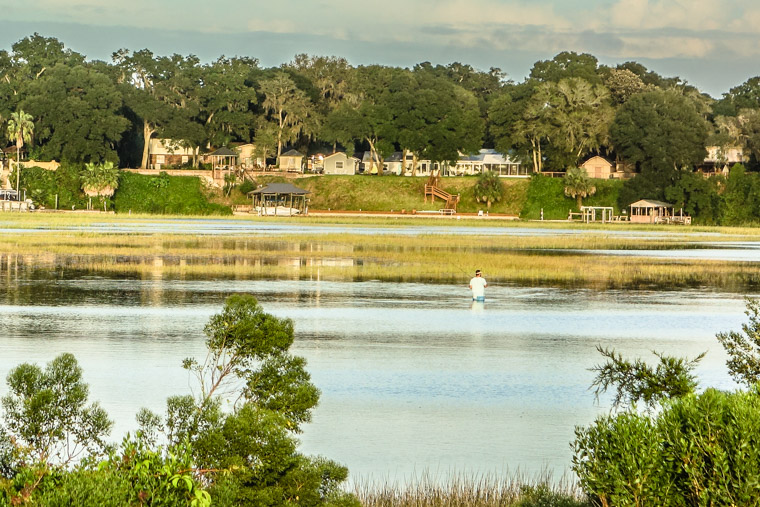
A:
[425,184,459,210]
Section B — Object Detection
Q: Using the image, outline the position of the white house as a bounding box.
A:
[702,146,745,175]
[450,149,525,177]
[323,152,359,175]
[278,149,305,172]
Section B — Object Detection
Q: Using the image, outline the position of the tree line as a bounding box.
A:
[5,33,760,218]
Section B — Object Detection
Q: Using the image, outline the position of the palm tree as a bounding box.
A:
[81,161,119,209]
[7,110,34,193]
[564,166,596,210]
[474,170,504,209]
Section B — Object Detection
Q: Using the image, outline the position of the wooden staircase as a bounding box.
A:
[424,174,460,211]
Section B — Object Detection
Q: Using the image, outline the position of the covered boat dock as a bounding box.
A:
[247,183,310,216]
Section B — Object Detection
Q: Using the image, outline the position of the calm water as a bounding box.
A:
[0,272,748,482]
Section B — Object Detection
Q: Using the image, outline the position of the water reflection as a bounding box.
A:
[0,273,750,482]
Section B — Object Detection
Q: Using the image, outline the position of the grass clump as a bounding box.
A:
[354,473,589,506]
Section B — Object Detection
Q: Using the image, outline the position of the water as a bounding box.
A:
[0,274,748,482]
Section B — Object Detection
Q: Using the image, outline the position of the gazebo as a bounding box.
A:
[248,183,310,216]
[209,147,238,180]
[629,199,678,224]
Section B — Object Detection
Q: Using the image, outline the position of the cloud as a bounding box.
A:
[6,0,760,64]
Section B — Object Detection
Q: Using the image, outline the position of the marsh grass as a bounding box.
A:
[353,471,590,507]
[3,227,760,289]
[5,211,760,237]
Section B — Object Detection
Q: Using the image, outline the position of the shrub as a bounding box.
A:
[19,163,88,209]
[573,388,760,505]
[473,170,504,208]
[522,173,623,220]
[238,179,256,196]
[113,172,231,215]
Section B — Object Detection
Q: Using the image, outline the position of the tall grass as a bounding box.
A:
[2,229,760,290]
[353,471,589,506]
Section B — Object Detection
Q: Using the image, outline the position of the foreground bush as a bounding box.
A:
[0,296,356,506]
[573,387,760,505]
[113,171,231,215]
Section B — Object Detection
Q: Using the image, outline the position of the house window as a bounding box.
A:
[181,156,189,164]
[156,155,165,164]
[335,161,344,169]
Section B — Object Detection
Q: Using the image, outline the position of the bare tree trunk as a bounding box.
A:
[276,108,285,160]
[531,139,540,174]
[15,145,20,191]
[141,121,155,169]
[412,153,418,176]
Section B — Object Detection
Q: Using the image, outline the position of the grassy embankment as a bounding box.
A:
[221,173,623,219]
[220,174,531,215]
[3,215,760,290]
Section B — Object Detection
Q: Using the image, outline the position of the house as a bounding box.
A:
[579,155,635,179]
[580,156,614,179]
[278,149,304,172]
[355,148,527,177]
[236,144,266,170]
[701,146,745,175]
[450,149,525,177]
[148,138,195,169]
[323,152,359,175]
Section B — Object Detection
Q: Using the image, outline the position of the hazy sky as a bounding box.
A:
[2,0,759,97]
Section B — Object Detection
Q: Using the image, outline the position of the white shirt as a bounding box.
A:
[469,276,487,298]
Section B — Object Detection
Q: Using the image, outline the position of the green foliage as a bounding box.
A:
[573,411,669,506]
[80,160,119,196]
[658,388,760,504]
[22,63,128,164]
[722,163,760,225]
[521,173,621,220]
[1,353,113,467]
[473,170,504,208]
[113,171,231,215]
[716,297,760,387]
[152,295,354,506]
[590,346,704,410]
[575,388,760,506]
[610,89,709,172]
[563,167,596,210]
[223,172,236,197]
[238,179,256,195]
[516,484,591,507]
[19,163,88,209]
[8,437,211,507]
[664,171,722,224]
[521,174,572,219]
[529,52,602,85]
[6,110,33,151]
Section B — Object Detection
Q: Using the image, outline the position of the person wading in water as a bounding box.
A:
[469,269,487,302]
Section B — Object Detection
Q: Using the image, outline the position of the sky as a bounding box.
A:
[1,0,760,98]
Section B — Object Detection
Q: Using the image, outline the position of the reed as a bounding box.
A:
[352,470,589,506]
